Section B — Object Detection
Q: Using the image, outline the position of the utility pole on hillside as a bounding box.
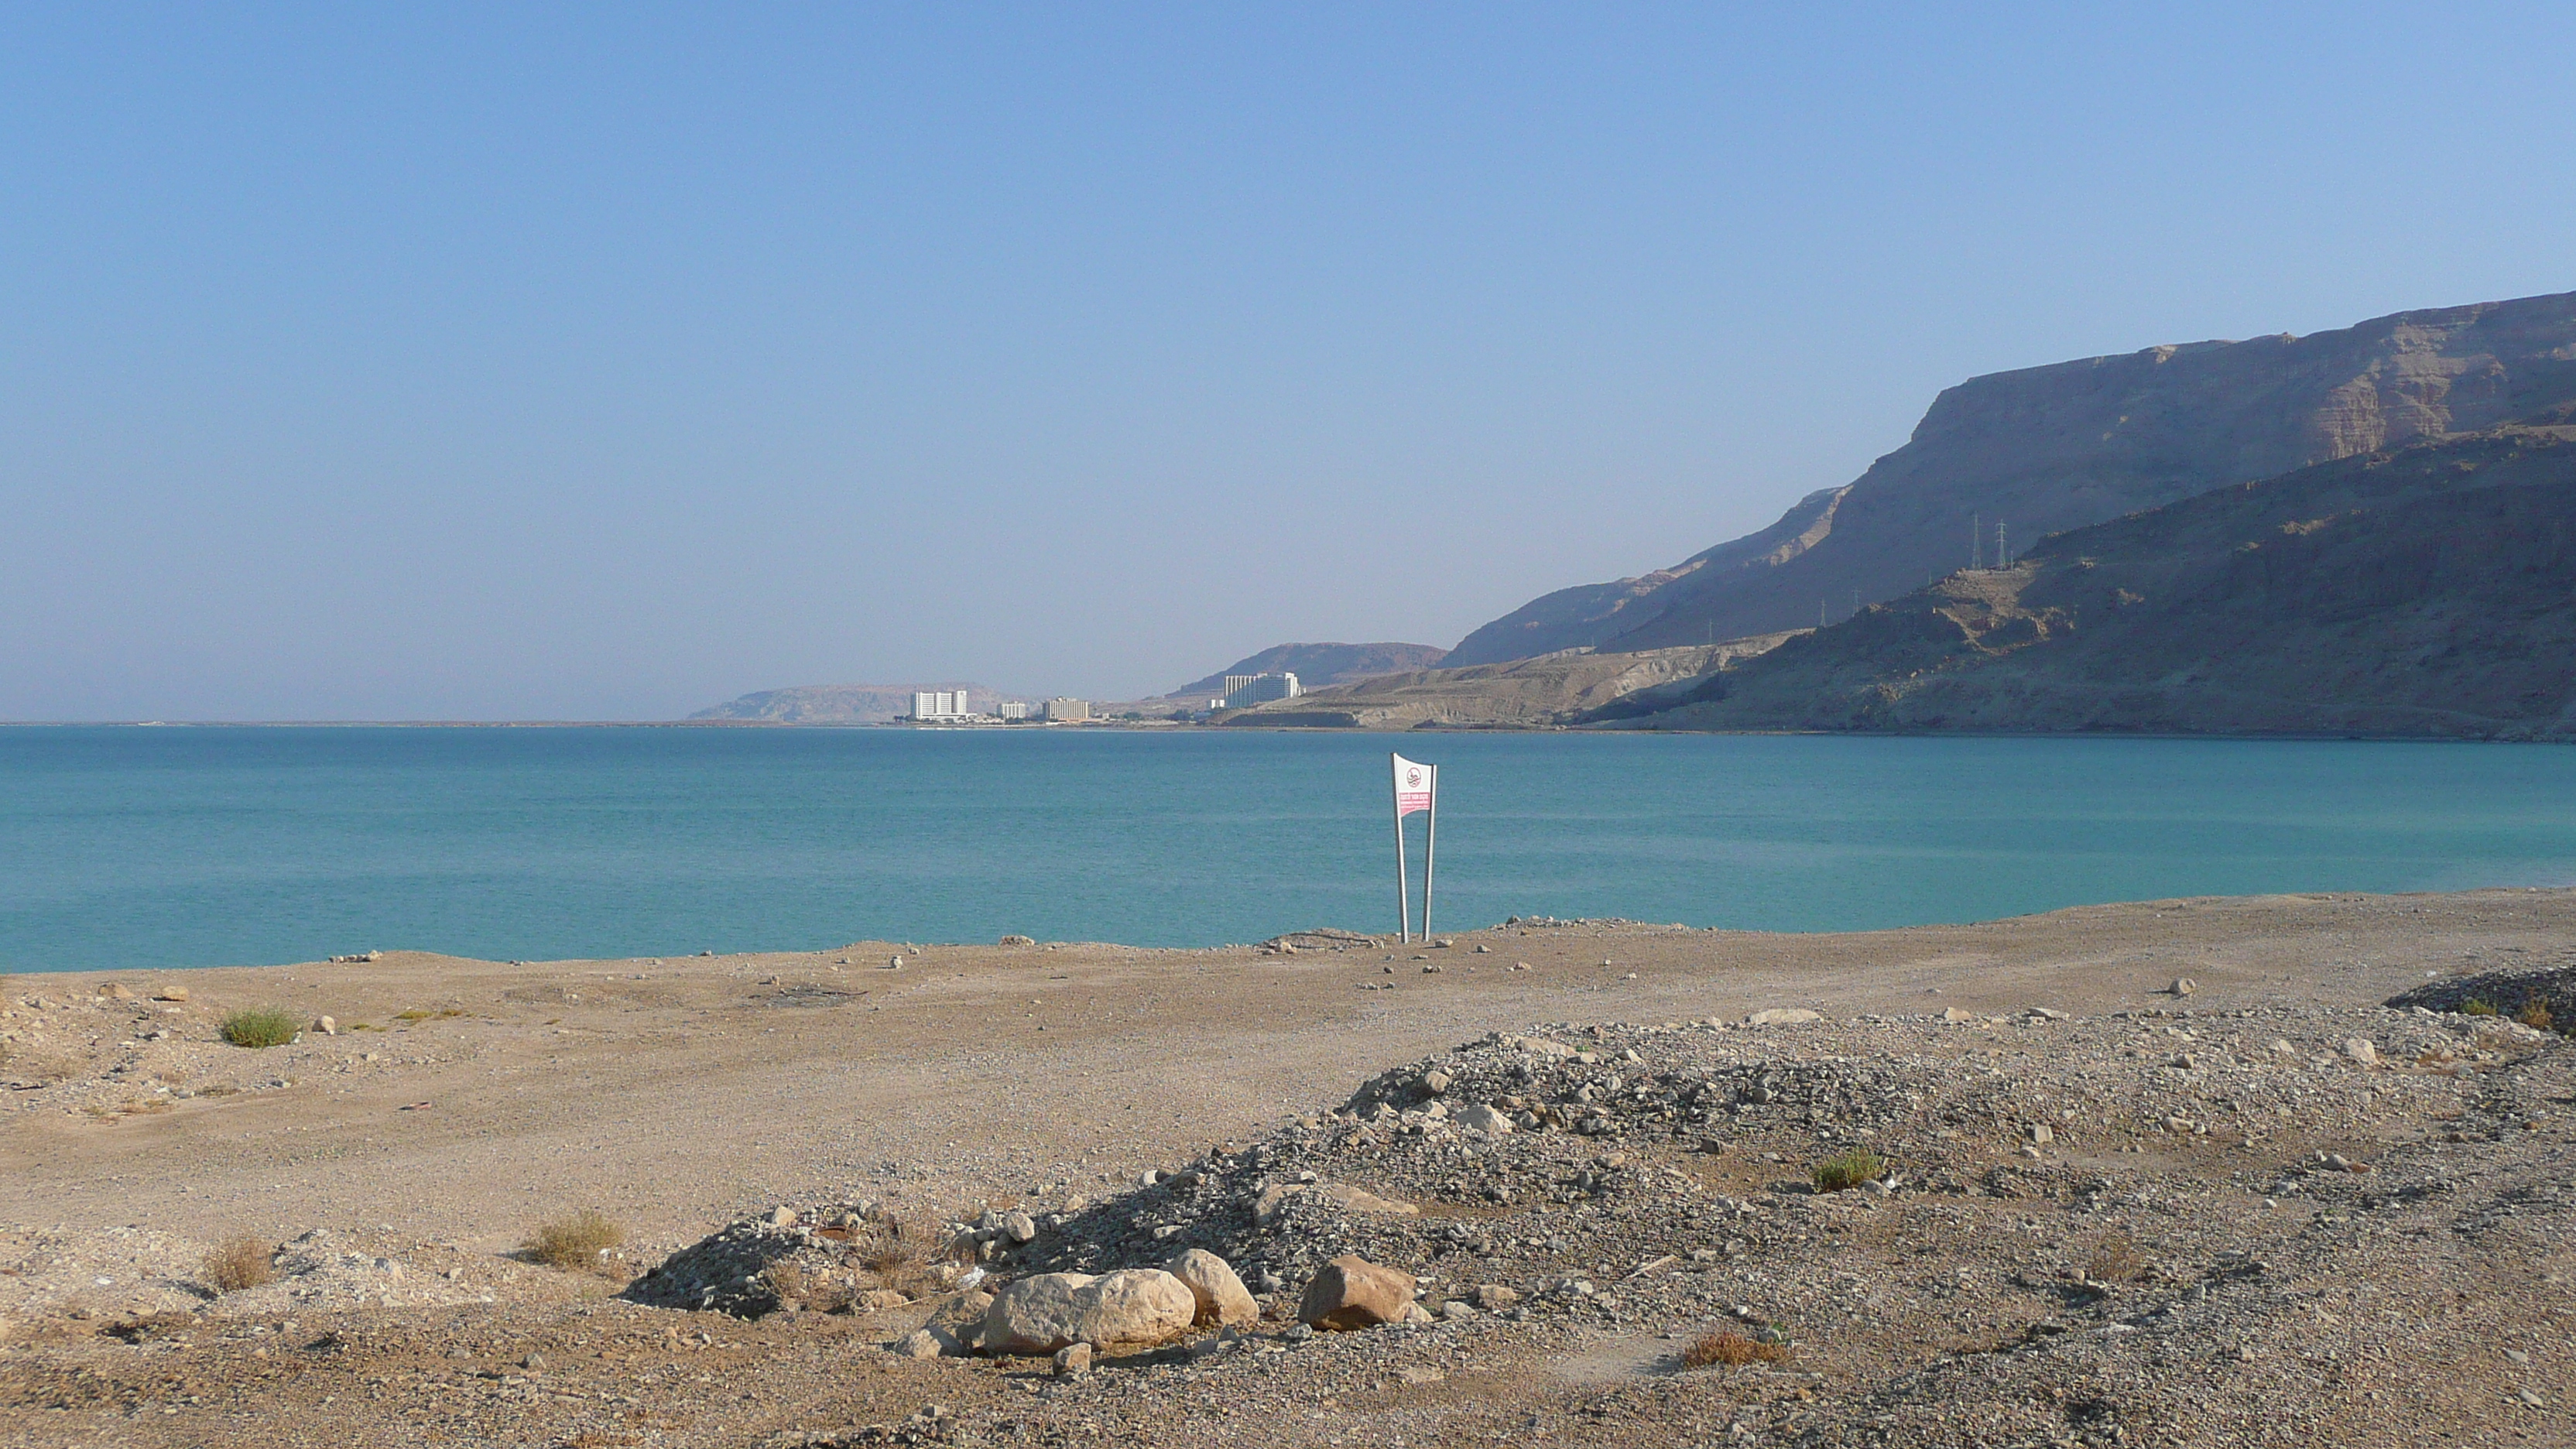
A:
[1971,513,1982,570]
[1996,519,2009,569]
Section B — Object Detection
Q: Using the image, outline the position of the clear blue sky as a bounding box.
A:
[5,4,2571,719]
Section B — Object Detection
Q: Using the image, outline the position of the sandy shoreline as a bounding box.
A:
[1,888,2557,1254]
[4,887,2571,1445]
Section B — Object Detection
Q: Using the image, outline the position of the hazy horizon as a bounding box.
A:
[8,5,2574,720]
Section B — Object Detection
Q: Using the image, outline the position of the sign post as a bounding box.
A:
[1391,753,1437,942]
[1424,760,1438,940]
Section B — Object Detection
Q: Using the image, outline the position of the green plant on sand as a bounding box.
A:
[1811,1148,1886,1193]
[218,1007,300,1048]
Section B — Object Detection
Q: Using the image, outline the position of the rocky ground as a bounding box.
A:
[2,892,2572,1446]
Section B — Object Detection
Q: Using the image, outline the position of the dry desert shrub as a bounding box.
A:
[848,1208,973,1297]
[218,1007,300,1048]
[1683,1330,1790,1368]
[759,1256,810,1302]
[2516,998,2554,1032]
[2461,998,2499,1017]
[2084,1231,2144,1283]
[203,1235,275,1293]
[525,1210,625,1271]
[0,1046,82,1085]
[1810,1148,1886,1193]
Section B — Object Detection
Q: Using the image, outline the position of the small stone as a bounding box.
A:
[2169,978,2196,996]
[315,1016,337,1036]
[1454,1104,1512,1135]
[1395,1364,1446,1384]
[1942,1007,1977,1023]
[2504,1349,2530,1365]
[153,985,188,1002]
[1002,1210,1036,1243]
[894,1329,940,1359]
[2270,1039,2298,1056]
[999,935,1035,946]
[1439,1299,1478,1320]
[104,984,135,1001]
[1423,1070,1451,1095]
[854,1288,911,1313]
[886,956,903,971]
[1052,1342,1091,1376]
[1472,1284,1520,1310]
[2024,1123,2053,1146]
[768,1206,798,1228]
[2519,1387,2545,1407]
[1744,1009,1822,1026]
[522,1353,543,1371]
[2343,1037,2377,1066]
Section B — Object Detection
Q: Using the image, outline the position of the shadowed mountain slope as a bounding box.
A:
[1616,425,2576,738]
[1452,289,2576,665]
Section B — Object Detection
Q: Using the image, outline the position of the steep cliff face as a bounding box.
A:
[1620,427,2576,738]
[1456,289,2576,663]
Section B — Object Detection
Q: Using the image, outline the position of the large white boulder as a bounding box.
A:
[1166,1249,1259,1327]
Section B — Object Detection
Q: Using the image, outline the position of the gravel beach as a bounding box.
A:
[3,888,2571,1446]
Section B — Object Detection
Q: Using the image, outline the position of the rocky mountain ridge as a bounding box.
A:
[1451,289,2576,665]
[1618,425,2576,737]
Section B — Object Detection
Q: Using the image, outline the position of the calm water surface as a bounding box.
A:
[3,725,2573,972]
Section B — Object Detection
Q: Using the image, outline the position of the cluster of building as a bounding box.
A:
[906,691,1089,724]
[898,670,1303,726]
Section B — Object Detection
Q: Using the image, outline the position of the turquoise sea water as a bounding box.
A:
[3,725,2574,974]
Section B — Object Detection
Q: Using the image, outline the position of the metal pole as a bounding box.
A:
[1423,765,1437,941]
[1391,755,1410,944]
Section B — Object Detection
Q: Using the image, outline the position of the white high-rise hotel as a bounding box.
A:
[909,690,972,721]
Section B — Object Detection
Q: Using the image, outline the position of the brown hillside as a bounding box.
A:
[1219,636,1797,730]
[1624,427,2576,738]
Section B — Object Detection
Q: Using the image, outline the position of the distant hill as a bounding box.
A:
[1450,289,2576,665]
[1614,424,2576,738]
[1216,638,1796,730]
[1167,642,1449,699]
[688,683,1023,724]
